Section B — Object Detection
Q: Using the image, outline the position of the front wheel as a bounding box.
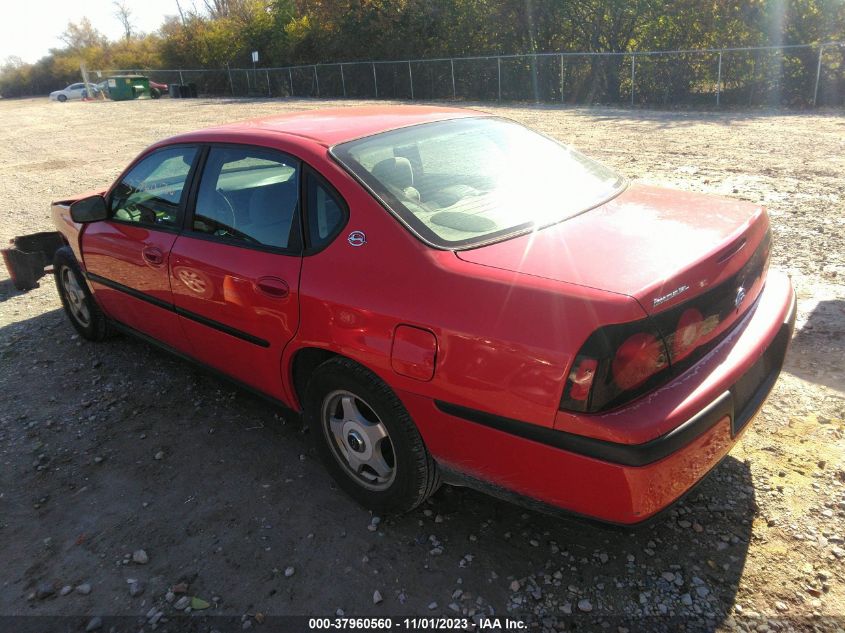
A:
[54,247,110,341]
[57,94,67,102]
[305,358,439,513]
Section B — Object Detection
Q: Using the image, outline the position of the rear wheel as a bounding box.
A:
[57,94,67,103]
[305,357,439,513]
[54,247,110,341]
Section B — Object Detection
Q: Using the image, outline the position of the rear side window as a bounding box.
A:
[305,172,346,250]
[110,146,197,229]
[192,147,300,251]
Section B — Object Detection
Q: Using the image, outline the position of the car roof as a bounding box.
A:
[164,105,486,148]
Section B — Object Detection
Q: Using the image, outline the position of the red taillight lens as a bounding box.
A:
[672,307,704,361]
[612,332,668,391]
[568,358,598,401]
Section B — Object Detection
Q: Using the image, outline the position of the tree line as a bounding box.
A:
[1,0,843,103]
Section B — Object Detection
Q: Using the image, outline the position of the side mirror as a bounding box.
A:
[70,195,108,223]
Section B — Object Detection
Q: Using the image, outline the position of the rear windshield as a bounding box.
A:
[331,117,624,248]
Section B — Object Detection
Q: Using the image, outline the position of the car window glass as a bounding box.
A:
[193,147,299,250]
[333,117,623,248]
[110,147,196,228]
[306,173,345,248]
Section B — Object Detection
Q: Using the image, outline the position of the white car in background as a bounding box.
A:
[49,83,98,102]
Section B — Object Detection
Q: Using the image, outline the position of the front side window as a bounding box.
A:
[110,146,197,228]
[332,117,624,248]
[193,147,300,250]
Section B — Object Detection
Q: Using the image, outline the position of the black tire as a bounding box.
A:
[305,357,440,513]
[53,246,111,341]
[57,94,67,102]
[150,88,161,99]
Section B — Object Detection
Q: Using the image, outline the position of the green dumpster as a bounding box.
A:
[106,75,151,101]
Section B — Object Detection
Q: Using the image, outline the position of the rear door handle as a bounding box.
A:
[256,276,289,298]
[142,246,164,267]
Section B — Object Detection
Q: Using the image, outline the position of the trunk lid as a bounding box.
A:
[456,183,770,316]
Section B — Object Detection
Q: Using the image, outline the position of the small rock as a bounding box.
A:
[36,583,55,599]
[696,586,710,598]
[373,590,383,604]
[775,601,789,612]
[75,583,92,595]
[173,595,190,610]
[336,608,345,617]
[85,616,102,632]
[577,599,593,612]
[154,450,164,460]
[428,601,438,610]
[132,550,149,565]
[129,580,145,597]
[59,585,72,596]
[681,593,693,606]
[284,566,295,577]
[662,572,676,583]
[509,580,520,592]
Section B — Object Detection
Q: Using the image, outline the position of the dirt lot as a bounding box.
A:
[0,97,843,632]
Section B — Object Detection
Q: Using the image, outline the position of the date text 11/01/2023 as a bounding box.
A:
[307,617,527,630]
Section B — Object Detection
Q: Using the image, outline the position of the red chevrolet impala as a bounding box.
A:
[50,106,796,524]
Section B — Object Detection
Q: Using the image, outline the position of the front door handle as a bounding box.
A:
[142,246,164,267]
[256,276,289,298]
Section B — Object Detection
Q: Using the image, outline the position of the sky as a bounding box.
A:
[0,0,181,63]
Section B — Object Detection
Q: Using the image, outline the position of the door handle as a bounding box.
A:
[256,276,289,298]
[142,246,164,267]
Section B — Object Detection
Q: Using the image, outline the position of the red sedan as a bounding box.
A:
[50,106,796,524]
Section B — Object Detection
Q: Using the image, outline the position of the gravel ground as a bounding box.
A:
[0,97,843,632]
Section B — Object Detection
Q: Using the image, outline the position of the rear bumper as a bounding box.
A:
[402,272,796,524]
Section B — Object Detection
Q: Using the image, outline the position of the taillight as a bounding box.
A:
[568,358,598,401]
[560,320,671,413]
[561,232,771,414]
[671,307,704,361]
[612,332,668,390]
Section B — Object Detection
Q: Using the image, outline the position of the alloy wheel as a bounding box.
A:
[60,266,91,327]
[321,390,396,491]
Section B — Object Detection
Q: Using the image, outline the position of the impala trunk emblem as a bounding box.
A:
[653,284,689,307]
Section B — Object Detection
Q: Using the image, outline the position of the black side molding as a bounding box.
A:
[435,393,733,467]
[87,272,172,310]
[85,272,270,348]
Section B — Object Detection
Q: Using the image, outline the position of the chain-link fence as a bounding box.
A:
[94,42,844,107]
